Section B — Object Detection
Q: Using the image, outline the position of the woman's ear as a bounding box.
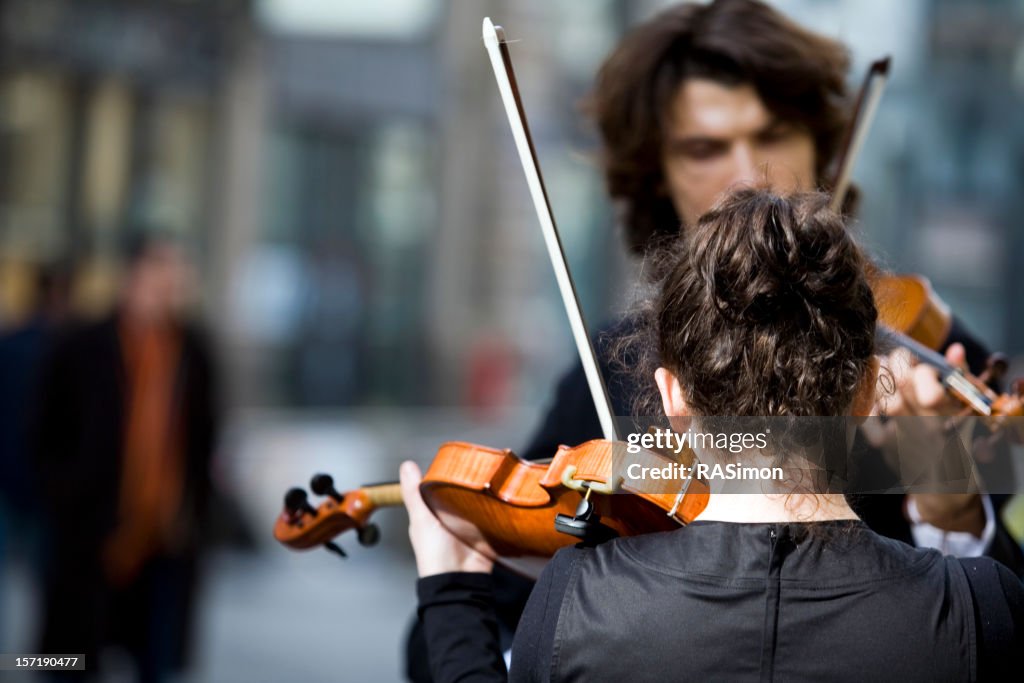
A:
[655,367,689,417]
[851,357,880,417]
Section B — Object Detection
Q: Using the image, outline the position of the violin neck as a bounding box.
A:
[877,326,953,375]
[363,482,403,508]
[876,326,992,415]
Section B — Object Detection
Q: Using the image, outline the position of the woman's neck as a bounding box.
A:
[696,492,859,523]
[686,446,860,524]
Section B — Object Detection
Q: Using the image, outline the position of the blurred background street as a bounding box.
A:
[2,409,536,682]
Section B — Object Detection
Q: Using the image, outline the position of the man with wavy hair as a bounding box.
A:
[526,0,1018,562]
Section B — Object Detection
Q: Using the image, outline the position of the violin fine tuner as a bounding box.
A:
[553,483,619,546]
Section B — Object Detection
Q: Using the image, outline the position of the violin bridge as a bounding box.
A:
[559,465,619,495]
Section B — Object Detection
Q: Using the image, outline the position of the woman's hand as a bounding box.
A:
[399,460,494,577]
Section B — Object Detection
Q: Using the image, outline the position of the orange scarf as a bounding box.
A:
[104,322,184,585]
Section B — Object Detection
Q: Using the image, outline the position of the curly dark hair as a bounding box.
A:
[589,0,852,254]
[630,189,876,418]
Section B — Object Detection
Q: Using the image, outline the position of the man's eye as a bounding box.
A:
[673,143,725,160]
[758,127,794,144]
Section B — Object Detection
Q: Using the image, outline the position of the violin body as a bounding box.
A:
[423,441,707,577]
[872,273,952,350]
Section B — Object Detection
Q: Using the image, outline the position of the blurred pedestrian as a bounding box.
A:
[0,262,73,647]
[31,232,219,682]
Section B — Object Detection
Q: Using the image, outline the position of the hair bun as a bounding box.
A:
[698,190,856,328]
[645,188,877,417]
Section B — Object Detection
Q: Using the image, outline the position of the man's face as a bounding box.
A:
[661,79,817,227]
[125,243,195,322]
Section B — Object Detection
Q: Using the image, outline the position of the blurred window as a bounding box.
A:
[259,118,435,406]
[0,72,73,323]
[258,0,440,39]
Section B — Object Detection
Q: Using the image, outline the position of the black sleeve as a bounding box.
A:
[984,520,1024,579]
[509,547,585,683]
[184,326,220,524]
[415,549,585,683]
[417,572,507,682]
[940,319,1024,577]
[959,557,1024,679]
[944,316,991,377]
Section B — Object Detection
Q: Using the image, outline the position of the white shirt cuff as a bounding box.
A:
[907,494,995,557]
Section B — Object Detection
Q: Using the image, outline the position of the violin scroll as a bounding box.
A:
[274,475,399,558]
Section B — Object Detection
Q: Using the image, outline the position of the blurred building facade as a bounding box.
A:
[232,0,631,410]
[0,0,250,311]
[1,0,1023,415]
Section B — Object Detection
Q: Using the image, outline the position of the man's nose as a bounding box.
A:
[729,144,763,187]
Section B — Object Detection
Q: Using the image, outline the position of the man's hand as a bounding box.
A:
[874,343,966,417]
[910,493,986,535]
[873,342,987,538]
[399,460,494,577]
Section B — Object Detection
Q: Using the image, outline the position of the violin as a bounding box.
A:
[274,440,708,579]
[871,272,1023,425]
[872,273,951,351]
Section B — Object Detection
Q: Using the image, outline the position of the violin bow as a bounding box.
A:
[875,326,994,416]
[830,57,891,213]
[482,18,618,441]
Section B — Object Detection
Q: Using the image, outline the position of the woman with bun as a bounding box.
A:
[400,189,1023,682]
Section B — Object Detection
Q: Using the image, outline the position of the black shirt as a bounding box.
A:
[409,316,1024,681]
[418,521,1024,682]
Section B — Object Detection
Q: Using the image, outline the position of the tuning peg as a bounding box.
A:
[284,488,317,517]
[310,473,345,503]
[357,523,380,547]
[980,353,1010,385]
[554,485,618,545]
